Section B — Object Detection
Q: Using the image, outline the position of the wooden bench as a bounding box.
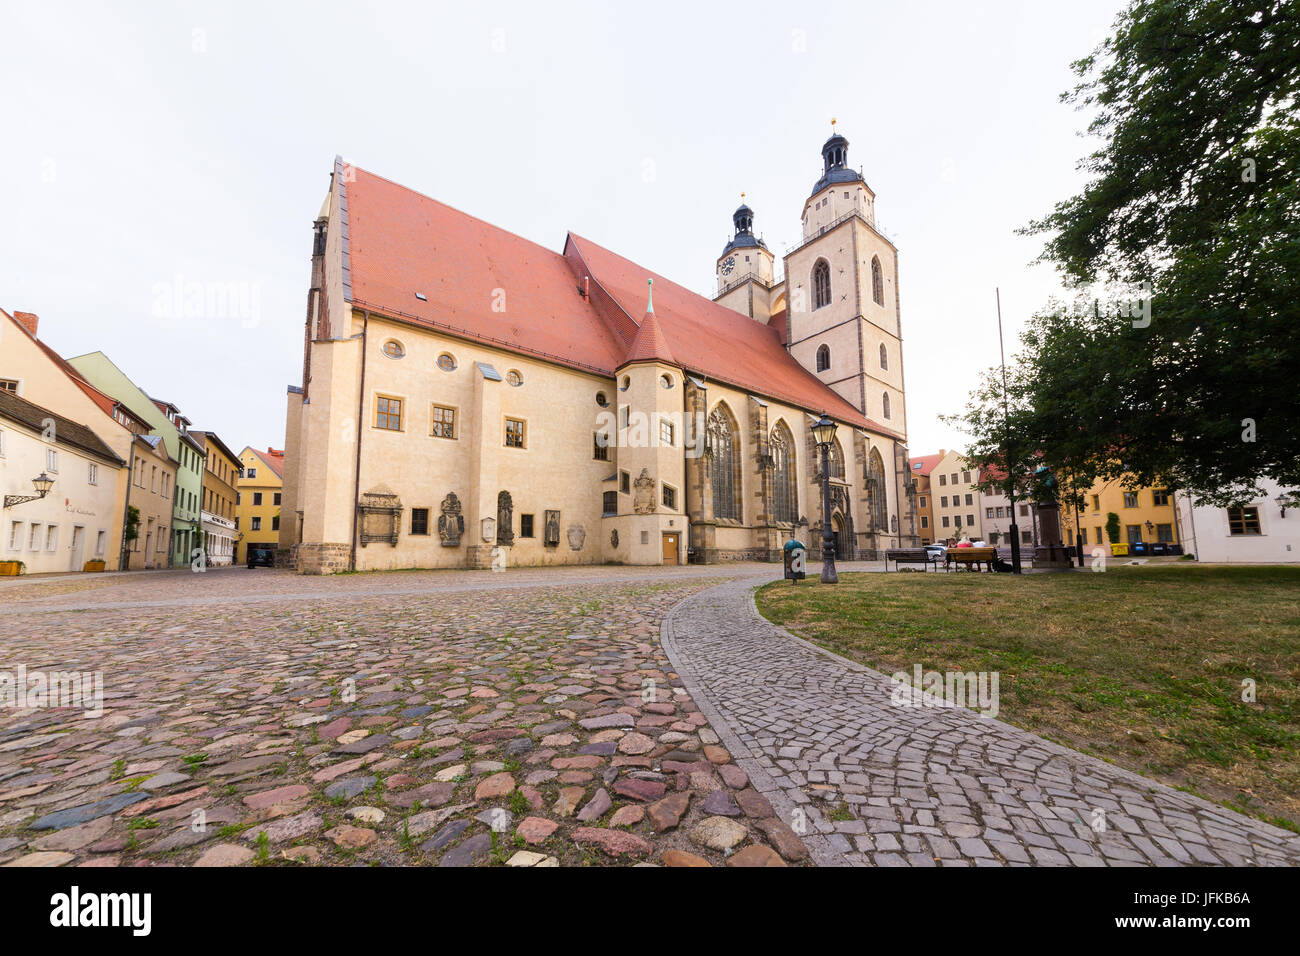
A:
[884,548,938,571]
[945,547,996,572]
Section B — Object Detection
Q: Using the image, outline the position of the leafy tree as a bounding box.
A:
[952,0,1300,504]
[1106,512,1122,544]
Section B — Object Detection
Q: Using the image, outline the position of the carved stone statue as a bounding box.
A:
[544,510,561,548]
[438,492,464,547]
[610,529,619,549]
[567,524,586,551]
[633,468,656,515]
[497,491,514,546]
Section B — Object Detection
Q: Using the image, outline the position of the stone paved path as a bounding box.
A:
[662,577,1300,867]
[0,564,847,868]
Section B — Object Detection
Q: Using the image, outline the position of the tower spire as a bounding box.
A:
[646,278,654,313]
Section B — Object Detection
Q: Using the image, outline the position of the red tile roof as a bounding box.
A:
[768,308,788,346]
[621,303,677,367]
[340,163,901,437]
[254,447,285,479]
[909,453,943,477]
[1,308,150,431]
[344,166,625,376]
[567,233,894,432]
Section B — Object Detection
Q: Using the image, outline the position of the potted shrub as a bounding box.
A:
[0,559,25,576]
[1106,512,1128,555]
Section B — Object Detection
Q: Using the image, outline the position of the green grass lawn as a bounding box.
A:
[755,564,1300,831]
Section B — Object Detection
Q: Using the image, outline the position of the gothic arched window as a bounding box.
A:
[867,447,888,530]
[816,344,830,372]
[879,343,888,370]
[883,392,891,419]
[770,421,797,524]
[707,403,742,522]
[827,438,846,479]
[871,257,884,306]
[813,259,831,309]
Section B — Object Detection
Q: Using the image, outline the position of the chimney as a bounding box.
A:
[13,312,39,336]
[939,448,947,457]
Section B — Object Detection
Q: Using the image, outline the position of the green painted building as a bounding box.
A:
[66,352,206,568]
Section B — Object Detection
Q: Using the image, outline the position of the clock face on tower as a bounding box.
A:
[721,256,736,276]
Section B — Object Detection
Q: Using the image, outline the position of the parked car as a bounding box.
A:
[246,545,275,569]
[924,544,947,563]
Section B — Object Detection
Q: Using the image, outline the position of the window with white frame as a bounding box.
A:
[8,521,21,550]
[88,462,98,485]
[28,523,40,550]
[46,448,58,472]
[45,525,58,552]
[96,530,106,555]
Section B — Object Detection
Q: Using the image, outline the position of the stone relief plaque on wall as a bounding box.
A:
[438,492,464,547]
[544,510,561,548]
[357,485,402,547]
[567,524,586,551]
[610,529,619,549]
[497,491,514,546]
[633,468,656,515]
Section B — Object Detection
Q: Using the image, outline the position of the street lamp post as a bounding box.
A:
[812,412,839,584]
[3,472,54,509]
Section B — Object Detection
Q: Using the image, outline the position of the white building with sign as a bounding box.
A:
[1,389,124,574]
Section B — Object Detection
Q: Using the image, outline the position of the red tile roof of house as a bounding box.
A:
[254,446,285,479]
[909,453,943,477]
[341,163,899,436]
[1,308,152,432]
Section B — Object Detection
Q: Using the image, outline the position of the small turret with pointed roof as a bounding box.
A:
[621,279,678,367]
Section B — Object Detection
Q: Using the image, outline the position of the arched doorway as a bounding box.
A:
[831,512,854,560]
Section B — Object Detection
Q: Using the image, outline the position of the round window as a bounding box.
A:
[507,370,523,387]
[660,373,673,389]
[437,353,457,372]
[382,340,405,359]
[596,391,609,407]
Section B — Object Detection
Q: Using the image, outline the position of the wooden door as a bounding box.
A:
[661,532,679,565]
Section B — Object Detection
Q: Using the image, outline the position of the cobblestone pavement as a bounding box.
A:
[0,564,870,868]
[662,577,1300,867]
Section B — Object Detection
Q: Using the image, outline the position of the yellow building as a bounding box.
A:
[1068,476,1182,554]
[236,446,284,564]
[931,450,983,543]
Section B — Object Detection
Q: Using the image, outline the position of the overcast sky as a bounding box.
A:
[0,0,1122,456]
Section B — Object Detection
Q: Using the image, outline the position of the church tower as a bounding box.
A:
[782,128,904,438]
[713,199,777,321]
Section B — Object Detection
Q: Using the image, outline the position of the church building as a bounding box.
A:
[279,132,919,572]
